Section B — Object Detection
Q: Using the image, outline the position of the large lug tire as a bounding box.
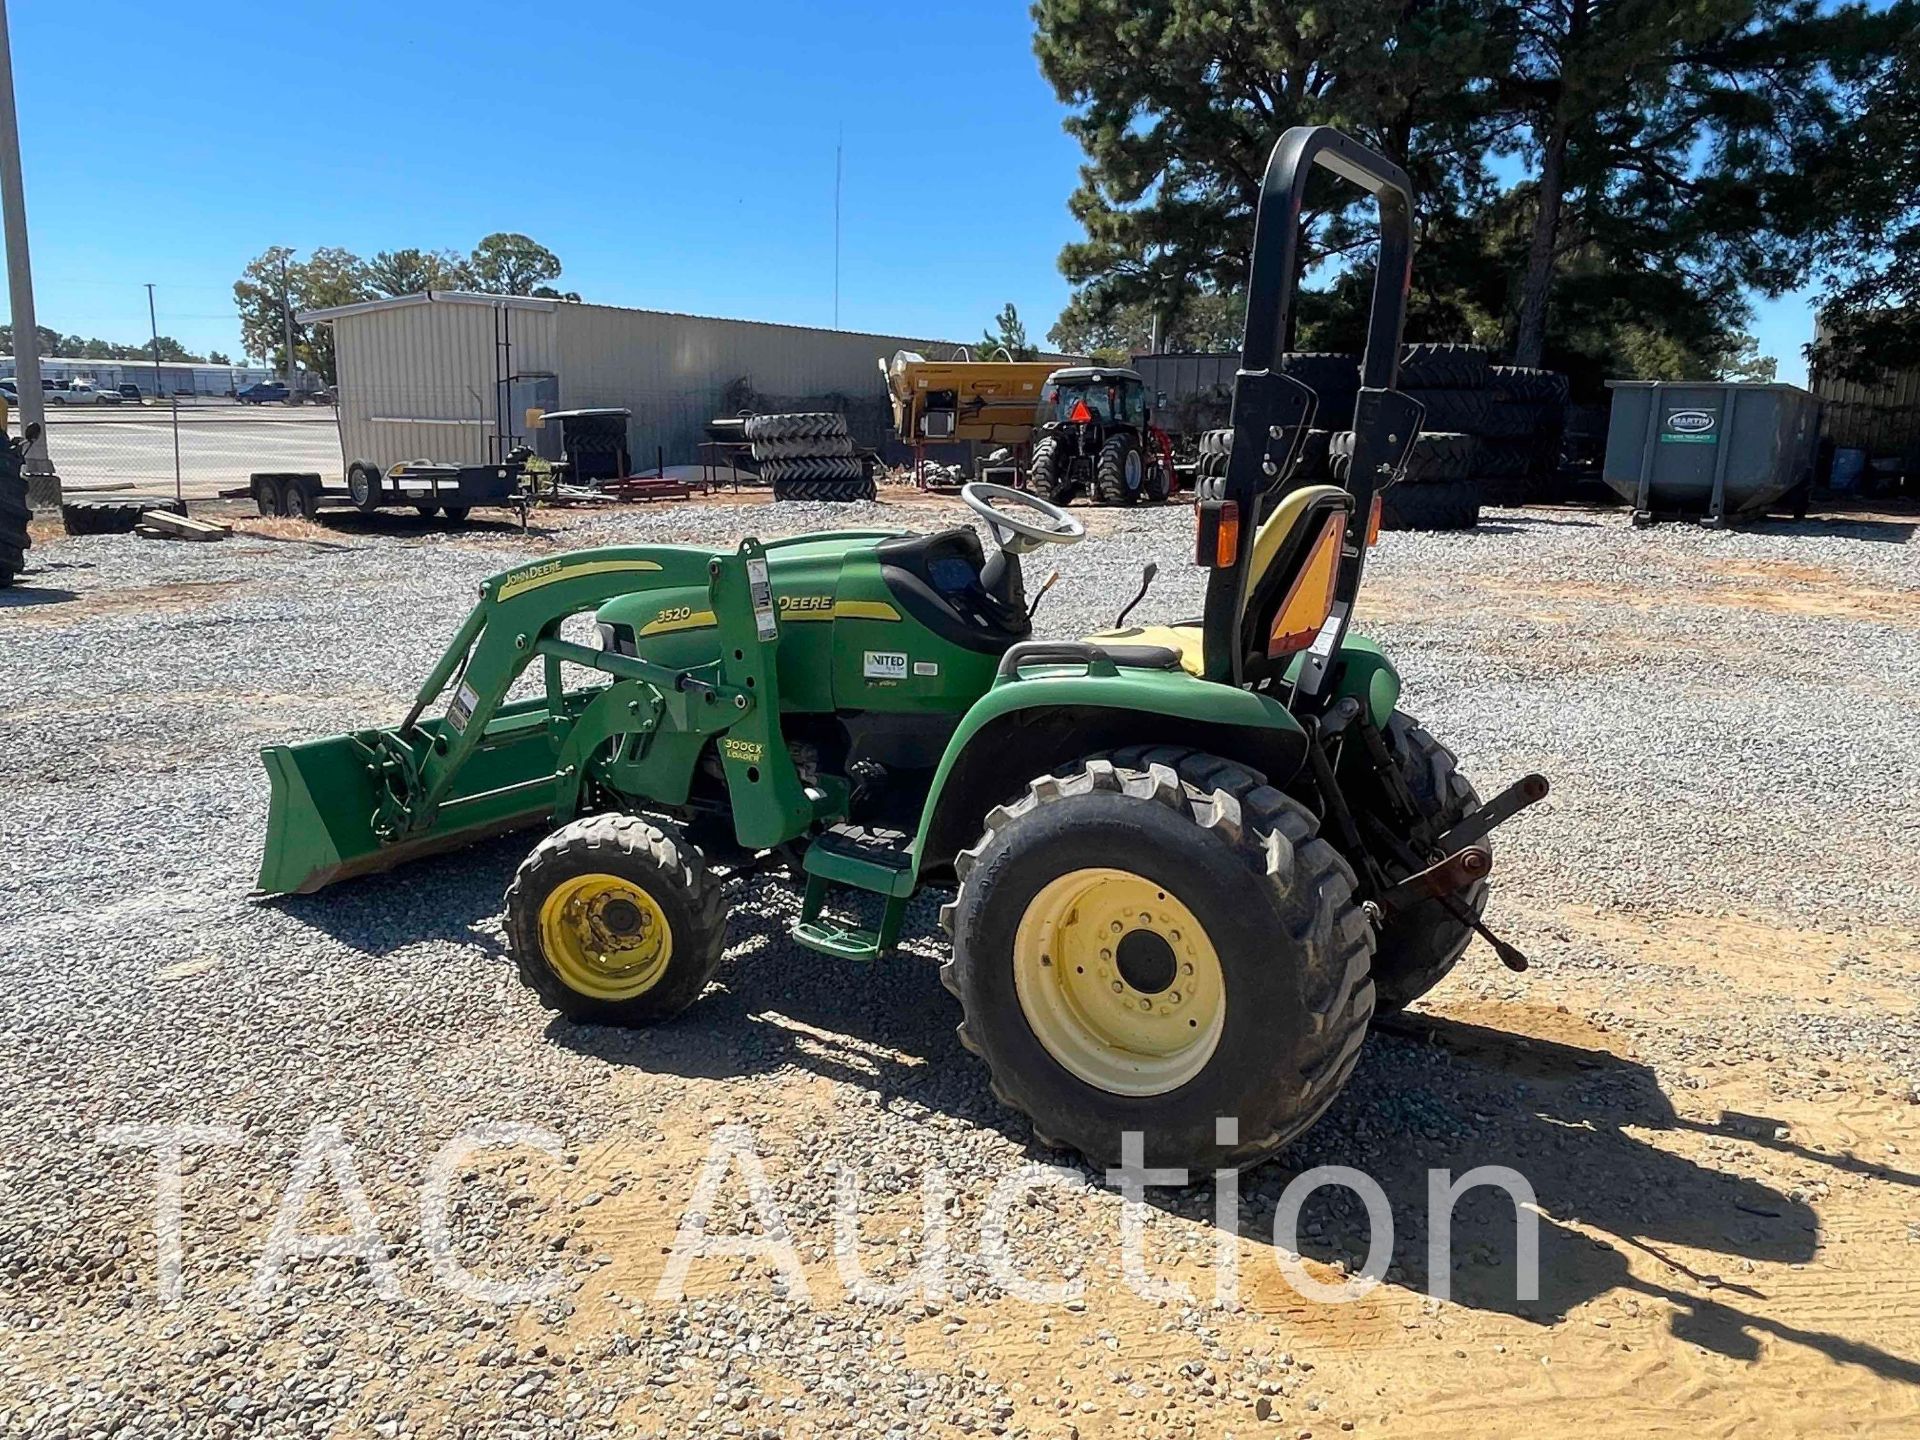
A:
[61,499,144,536]
[1199,427,1333,484]
[1478,436,1537,478]
[346,461,382,513]
[1489,366,1569,405]
[1477,400,1542,439]
[1094,434,1142,505]
[1332,430,1480,483]
[1141,454,1171,502]
[1364,715,1487,1011]
[1402,387,1494,436]
[1397,343,1492,391]
[744,411,851,444]
[1280,352,1361,429]
[1379,478,1481,531]
[0,466,28,587]
[1029,435,1075,505]
[760,454,863,484]
[505,813,727,1025]
[750,434,856,462]
[942,749,1376,1173]
[772,476,876,502]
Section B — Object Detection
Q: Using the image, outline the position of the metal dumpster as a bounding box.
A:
[1603,381,1821,525]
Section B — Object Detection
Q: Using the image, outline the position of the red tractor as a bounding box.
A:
[1028,367,1176,505]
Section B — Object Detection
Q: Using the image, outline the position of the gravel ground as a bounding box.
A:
[2,493,1917,1437]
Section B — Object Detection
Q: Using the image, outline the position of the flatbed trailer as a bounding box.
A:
[242,461,529,525]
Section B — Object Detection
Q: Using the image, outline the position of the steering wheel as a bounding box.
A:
[961,481,1086,555]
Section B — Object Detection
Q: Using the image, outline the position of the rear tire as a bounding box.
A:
[254,477,283,517]
[943,749,1375,1172]
[1030,435,1074,505]
[1363,715,1487,1012]
[505,814,727,1025]
[0,462,29,588]
[1094,435,1141,505]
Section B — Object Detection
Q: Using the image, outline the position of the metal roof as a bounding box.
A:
[298,290,558,324]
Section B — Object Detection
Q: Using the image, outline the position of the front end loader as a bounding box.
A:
[259,127,1546,1174]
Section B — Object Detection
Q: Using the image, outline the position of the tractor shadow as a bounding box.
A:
[549,889,1920,1383]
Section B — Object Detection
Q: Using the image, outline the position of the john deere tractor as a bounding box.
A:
[1029,367,1175,506]
[258,129,1544,1173]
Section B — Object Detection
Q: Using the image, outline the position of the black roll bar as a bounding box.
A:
[1198,126,1419,688]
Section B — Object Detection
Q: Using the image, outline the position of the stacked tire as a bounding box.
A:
[1371,343,1492,531]
[0,438,29,588]
[745,412,874,503]
[1480,367,1571,502]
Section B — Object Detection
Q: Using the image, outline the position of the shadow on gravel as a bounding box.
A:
[312,512,560,542]
[267,833,525,958]
[0,584,79,607]
[1764,515,1918,543]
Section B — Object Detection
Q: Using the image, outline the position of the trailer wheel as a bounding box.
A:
[346,461,382,513]
[411,503,441,519]
[506,813,727,1024]
[943,750,1374,1172]
[442,505,471,523]
[253,476,283,517]
[288,476,321,520]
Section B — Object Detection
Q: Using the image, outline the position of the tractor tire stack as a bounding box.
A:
[1479,366,1571,502]
[744,412,875,503]
[0,440,29,588]
[1367,343,1493,531]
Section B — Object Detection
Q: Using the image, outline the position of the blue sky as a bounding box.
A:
[5,0,1813,382]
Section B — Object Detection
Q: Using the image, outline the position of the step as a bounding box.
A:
[791,824,915,960]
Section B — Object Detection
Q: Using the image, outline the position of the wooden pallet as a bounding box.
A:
[137,508,231,542]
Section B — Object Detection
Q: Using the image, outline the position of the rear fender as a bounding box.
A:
[910,662,1308,880]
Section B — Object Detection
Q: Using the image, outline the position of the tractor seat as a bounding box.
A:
[1082,483,1352,680]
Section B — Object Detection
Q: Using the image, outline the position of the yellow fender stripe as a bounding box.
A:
[497,558,663,601]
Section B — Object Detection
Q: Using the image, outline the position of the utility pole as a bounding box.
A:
[0,0,53,505]
[146,283,181,508]
[832,129,842,329]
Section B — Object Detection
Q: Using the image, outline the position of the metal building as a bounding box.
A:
[298,291,966,474]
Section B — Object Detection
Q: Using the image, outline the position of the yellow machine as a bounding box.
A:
[880,351,1061,448]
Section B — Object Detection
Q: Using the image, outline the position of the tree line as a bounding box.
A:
[0,323,231,366]
[233,233,576,382]
[1031,0,1917,392]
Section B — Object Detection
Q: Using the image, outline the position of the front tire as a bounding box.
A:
[505,814,727,1025]
[943,749,1375,1172]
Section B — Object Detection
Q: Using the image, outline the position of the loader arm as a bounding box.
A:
[257,542,815,896]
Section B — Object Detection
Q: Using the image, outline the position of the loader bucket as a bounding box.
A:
[255,699,560,896]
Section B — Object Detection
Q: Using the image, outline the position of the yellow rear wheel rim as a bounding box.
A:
[537,872,674,1001]
[1013,868,1225,1096]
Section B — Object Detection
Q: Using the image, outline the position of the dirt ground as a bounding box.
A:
[4,489,1919,1438]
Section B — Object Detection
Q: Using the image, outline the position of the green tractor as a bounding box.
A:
[258,128,1545,1173]
[1028,367,1176,506]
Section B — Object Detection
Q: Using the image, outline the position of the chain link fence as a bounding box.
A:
[8,401,343,503]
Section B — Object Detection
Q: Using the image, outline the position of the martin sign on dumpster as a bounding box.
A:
[1662,407,1719,444]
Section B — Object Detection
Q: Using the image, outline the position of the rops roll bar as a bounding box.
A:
[1197,127,1423,689]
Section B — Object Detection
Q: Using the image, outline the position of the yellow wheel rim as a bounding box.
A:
[1013,868,1225,1096]
[536,873,674,1001]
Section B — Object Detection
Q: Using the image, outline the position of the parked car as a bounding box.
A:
[236,381,290,405]
[117,383,146,404]
[0,380,16,404]
[47,382,120,406]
